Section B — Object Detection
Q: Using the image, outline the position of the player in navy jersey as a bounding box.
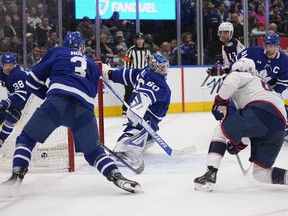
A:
[232,33,288,94]
[0,32,141,194]
[207,22,245,76]
[194,58,288,191]
[0,52,30,147]
[102,53,171,170]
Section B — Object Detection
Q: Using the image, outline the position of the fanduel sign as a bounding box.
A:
[75,0,176,20]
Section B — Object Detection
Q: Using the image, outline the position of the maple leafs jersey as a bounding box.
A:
[232,46,288,94]
[111,66,171,124]
[219,72,287,123]
[27,46,100,110]
[0,65,30,109]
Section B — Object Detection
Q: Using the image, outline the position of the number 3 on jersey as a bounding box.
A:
[71,56,87,77]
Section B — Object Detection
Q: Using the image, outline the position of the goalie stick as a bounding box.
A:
[236,154,252,175]
[100,77,196,156]
[101,143,144,174]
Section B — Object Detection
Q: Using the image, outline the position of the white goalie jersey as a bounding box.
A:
[218,72,287,121]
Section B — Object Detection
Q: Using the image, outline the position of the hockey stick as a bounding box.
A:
[200,74,211,88]
[101,77,196,156]
[236,154,252,175]
[101,143,144,174]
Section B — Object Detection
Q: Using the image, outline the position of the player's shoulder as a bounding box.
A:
[278,50,288,59]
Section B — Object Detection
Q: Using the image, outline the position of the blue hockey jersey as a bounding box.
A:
[0,65,30,109]
[27,46,100,110]
[232,46,288,94]
[111,66,171,125]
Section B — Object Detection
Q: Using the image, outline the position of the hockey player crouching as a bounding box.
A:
[102,53,171,171]
[194,58,288,191]
[0,52,30,146]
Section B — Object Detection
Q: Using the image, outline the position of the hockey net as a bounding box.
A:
[0,60,104,173]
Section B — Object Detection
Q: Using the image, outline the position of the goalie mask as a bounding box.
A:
[231,58,256,75]
[218,22,234,43]
[149,53,169,76]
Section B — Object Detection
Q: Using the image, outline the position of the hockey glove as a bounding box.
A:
[212,95,229,121]
[226,141,248,155]
[0,99,10,113]
[206,64,224,76]
[102,63,114,81]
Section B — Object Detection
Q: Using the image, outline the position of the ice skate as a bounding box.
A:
[0,167,28,197]
[107,170,142,193]
[194,166,218,192]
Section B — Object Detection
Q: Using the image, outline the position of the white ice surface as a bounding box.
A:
[0,112,288,216]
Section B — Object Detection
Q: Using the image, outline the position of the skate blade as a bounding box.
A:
[123,183,143,193]
[194,183,214,192]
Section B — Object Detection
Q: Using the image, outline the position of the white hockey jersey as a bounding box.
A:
[218,72,287,122]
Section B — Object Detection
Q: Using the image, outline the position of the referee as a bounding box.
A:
[122,32,152,116]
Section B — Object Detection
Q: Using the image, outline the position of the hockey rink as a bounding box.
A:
[0,112,287,216]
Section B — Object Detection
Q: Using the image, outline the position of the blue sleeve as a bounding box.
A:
[26,50,54,99]
[111,68,143,86]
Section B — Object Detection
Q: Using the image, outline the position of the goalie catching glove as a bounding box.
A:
[212,95,229,121]
[226,141,248,155]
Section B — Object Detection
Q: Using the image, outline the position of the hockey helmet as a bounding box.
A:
[1,52,16,64]
[231,57,256,75]
[149,53,169,75]
[264,33,280,45]
[134,32,145,40]
[64,31,85,48]
[218,22,234,42]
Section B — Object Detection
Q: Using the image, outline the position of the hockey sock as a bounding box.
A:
[207,141,226,169]
[13,131,37,168]
[84,147,119,177]
[0,120,15,142]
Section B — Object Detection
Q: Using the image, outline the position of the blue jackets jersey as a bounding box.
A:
[27,46,100,110]
[111,66,171,125]
[0,65,30,109]
[232,46,288,94]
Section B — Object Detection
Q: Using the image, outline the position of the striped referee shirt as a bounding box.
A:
[124,45,151,68]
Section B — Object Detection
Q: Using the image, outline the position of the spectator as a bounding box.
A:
[145,34,160,54]
[9,3,21,35]
[100,32,115,60]
[103,11,125,37]
[9,35,22,63]
[170,39,177,50]
[160,41,175,65]
[84,46,95,59]
[45,31,59,50]
[34,16,52,47]
[110,45,126,68]
[26,32,34,56]
[3,15,16,38]
[269,3,285,34]
[77,16,95,47]
[39,46,47,58]
[269,22,278,34]
[251,3,265,28]
[113,31,128,51]
[0,0,7,24]
[27,6,41,30]
[27,44,41,67]
[230,13,244,43]
[0,36,10,55]
[173,32,197,65]
[36,3,53,26]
